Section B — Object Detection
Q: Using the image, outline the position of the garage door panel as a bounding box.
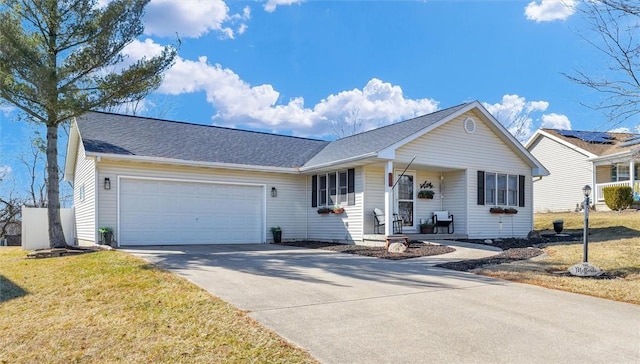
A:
[120,179,263,246]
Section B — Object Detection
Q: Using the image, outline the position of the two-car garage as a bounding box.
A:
[118,178,265,246]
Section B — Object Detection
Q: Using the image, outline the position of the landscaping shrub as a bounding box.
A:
[602,186,633,211]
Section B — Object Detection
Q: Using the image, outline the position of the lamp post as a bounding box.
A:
[569,184,601,276]
[582,184,592,263]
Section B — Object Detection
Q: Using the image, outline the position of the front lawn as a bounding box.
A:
[0,248,317,363]
[475,211,640,304]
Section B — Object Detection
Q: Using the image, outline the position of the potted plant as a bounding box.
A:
[331,205,344,214]
[420,220,435,234]
[417,190,435,199]
[553,219,564,234]
[489,207,504,214]
[270,226,282,244]
[317,207,332,214]
[98,227,113,245]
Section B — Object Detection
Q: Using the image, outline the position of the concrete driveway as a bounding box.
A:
[126,244,640,364]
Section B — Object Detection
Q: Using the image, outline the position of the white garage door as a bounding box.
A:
[120,179,264,245]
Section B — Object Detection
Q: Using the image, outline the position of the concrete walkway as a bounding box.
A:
[126,243,640,364]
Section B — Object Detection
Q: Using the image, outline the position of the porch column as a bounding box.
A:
[384,160,394,236]
[630,160,636,185]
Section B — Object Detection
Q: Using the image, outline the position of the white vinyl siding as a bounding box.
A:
[307,167,364,243]
[95,161,307,244]
[528,135,592,212]
[73,142,96,245]
[396,110,533,238]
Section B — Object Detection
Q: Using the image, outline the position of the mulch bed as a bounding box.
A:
[435,248,544,271]
[26,245,107,259]
[277,241,455,260]
[277,234,575,266]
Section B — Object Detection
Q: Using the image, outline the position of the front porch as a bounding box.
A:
[362,233,468,247]
[595,180,640,203]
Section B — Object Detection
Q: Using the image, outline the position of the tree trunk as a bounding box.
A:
[46,124,67,248]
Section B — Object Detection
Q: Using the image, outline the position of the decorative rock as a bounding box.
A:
[387,242,407,253]
[484,239,493,244]
[568,262,603,277]
[527,230,541,239]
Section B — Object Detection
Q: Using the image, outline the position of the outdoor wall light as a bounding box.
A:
[271,187,277,197]
[104,177,111,190]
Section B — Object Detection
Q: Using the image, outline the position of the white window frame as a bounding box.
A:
[486,172,519,206]
[317,170,348,206]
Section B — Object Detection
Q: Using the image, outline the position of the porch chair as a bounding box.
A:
[433,210,454,234]
[373,208,403,234]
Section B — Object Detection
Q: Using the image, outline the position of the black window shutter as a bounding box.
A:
[311,175,318,207]
[518,175,525,207]
[477,171,485,205]
[347,168,355,205]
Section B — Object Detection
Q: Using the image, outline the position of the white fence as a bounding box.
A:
[21,207,75,250]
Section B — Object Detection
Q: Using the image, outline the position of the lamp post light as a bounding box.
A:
[569,185,601,276]
[582,184,591,263]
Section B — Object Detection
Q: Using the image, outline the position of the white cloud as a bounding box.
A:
[142,0,249,39]
[608,127,631,133]
[159,53,438,135]
[525,0,577,22]
[541,113,571,129]
[483,94,553,141]
[264,0,304,13]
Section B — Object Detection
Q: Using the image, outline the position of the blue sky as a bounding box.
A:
[1,0,638,197]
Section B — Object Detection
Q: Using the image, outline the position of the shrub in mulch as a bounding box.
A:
[277,241,455,260]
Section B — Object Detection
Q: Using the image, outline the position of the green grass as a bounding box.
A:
[0,248,317,363]
[477,211,640,304]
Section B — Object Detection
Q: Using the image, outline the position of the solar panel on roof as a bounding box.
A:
[620,135,640,147]
[556,129,614,144]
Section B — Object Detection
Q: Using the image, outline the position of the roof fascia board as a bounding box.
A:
[87,152,300,174]
[63,118,79,182]
[588,149,636,164]
[471,102,549,176]
[299,152,378,172]
[531,129,598,159]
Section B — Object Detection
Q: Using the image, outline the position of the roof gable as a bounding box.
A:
[302,103,471,168]
[526,128,640,159]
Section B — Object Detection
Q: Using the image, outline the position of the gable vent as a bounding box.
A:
[464,117,476,134]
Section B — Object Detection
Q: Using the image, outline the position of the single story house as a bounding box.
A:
[64,101,548,247]
[526,128,640,212]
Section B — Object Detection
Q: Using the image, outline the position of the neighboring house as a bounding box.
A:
[526,129,640,212]
[63,101,548,246]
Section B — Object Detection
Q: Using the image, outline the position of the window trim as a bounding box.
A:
[478,170,524,207]
[312,169,355,207]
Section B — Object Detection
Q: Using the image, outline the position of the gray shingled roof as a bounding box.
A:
[302,103,471,167]
[76,112,329,168]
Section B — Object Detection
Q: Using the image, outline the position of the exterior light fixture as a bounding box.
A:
[271,187,277,197]
[582,185,591,262]
[104,177,111,190]
[569,185,602,276]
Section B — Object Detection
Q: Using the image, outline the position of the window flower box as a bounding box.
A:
[317,207,332,214]
[489,207,504,214]
[332,206,345,214]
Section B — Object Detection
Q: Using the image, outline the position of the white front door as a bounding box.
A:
[395,171,416,231]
